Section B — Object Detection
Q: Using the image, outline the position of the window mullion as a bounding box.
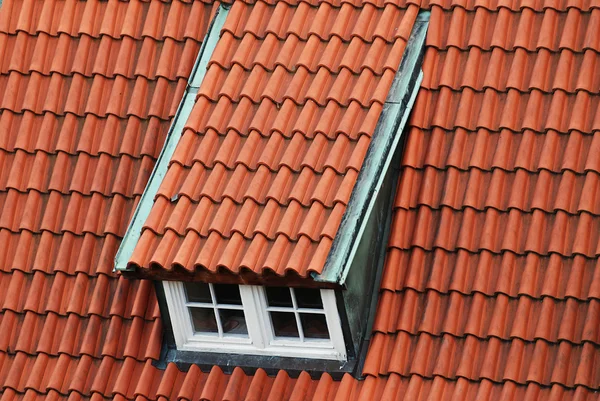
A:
[241,285,266,348]
[289,289,305,342]
[320,289,346,358]
[208,283,224,338]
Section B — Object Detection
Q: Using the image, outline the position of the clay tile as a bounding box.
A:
[545,211,571,256]
[220,367,246,401]
[583,9,600,51]
[571,212,596,257]
[266,370,291,401]
[536,9,560,50]
[156,363,180,399]
[238,369,267,401]
[305,237,332,275]
[363,333,388,375]
[570,92,596,134]
[581,300,600,343]
[578,172,600,214]
[574,342,598,387]
[284,235,314,276]
[428,334,454,377]
[297,35,325,73]
[288,372,313,401]
[469,8,493,49]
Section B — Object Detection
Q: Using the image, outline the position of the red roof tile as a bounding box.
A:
[363,1,600,399]
[0,0,599,400]
[126,0,419,278]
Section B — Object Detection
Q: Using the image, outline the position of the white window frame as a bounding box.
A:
[162,282,347,361]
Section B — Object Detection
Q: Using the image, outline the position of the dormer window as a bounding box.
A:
[163,282,347,360]
[114,4,428,377]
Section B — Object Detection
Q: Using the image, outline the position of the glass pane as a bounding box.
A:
[300,313,330,339]
[266,287,293,307]
[270,312,299,338]
[294,288,323,309]
[213,284,242,305]
[219,309,248,336]
[185,282,212,303]
[189,307,218,333]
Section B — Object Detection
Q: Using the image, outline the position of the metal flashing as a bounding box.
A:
[314,11,430,284]
[114,5,230,272]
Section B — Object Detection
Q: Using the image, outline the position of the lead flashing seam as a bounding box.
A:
[114,5,230,272]
[315,11,430,284]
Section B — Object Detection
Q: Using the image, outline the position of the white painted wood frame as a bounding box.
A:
[163,282,347,361]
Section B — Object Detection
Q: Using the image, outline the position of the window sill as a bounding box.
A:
[154,346,359,380]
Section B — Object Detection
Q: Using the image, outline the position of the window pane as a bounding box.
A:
[300,313,330,339]
[266,287,293,307]
[185,282,212,303]
[189,307,218,333]
[219,309,248,336]
[294,288,323,309]
[270,312,299,338]
[213,284,243,305]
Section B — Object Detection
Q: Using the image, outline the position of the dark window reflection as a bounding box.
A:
[185,282,212,303]
[219,309,248,336]
[189,308,218,333]
[294,288,323,309]
[266,287,293,307]
[300,313,329,339]
[270,312,299,338]
[214,284,243,305]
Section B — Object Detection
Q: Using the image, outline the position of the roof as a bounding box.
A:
[0,1,599,401]
[123,0,420,280]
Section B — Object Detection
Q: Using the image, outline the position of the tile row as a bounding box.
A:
[389,207,600,258]
[411,88,600,134]
[0,150,153,198]
[374,288,600,344]
[0,271,158,319]
[3,354,599,401]
[157,162,357,207]
[402,127,600,174]
[130,229,333,277]
[0,32,202,81]
[184,96,383,140]
[364,331,600,388]
[197,64,396,108]
[0,230,119,276]
[0,111,171,159]
[0,310,161,361]
[211,31,408,74]
[216,0,600,12]
[396,166,600,215]
[0,190,138,238]
[222,1,418,44]
[427,6,600,52]
[0,0,217,42]
[143,195,346,242]
[0,72,185,120]
[381,248,600,301]
[169,128,370,174]
[422,0,600,12]
[422,47,600,93]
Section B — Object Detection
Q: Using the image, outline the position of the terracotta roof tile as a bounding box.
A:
[361,0,600,397]
[0,0,599,400]
[128,0,419,277]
